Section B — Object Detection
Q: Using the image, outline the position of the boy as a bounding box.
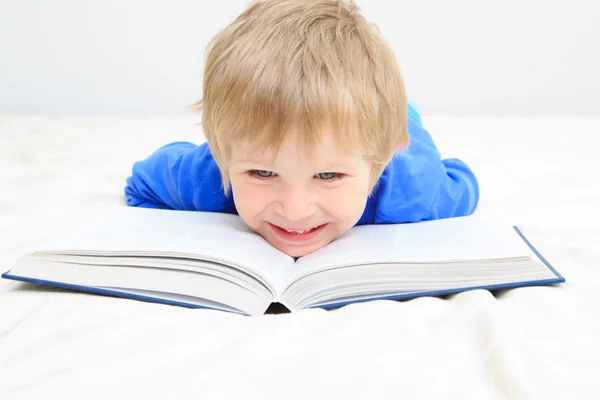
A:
[124,0,479,258]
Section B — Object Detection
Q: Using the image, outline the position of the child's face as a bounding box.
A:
[228,124,372,257]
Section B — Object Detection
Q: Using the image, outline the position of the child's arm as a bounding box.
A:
[124,142,236,213]
[373,118,480,224]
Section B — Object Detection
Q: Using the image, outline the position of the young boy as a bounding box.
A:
[124,0,479,258]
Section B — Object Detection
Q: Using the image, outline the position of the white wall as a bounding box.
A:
[1,0,598,116]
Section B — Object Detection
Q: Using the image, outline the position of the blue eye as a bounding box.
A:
[249,170,276,178]
[316,172,342,180]
[248,170,344,181]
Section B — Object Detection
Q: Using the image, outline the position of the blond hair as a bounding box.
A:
[191,0,408,192]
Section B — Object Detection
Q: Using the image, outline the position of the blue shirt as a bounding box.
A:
[124,107,479,224]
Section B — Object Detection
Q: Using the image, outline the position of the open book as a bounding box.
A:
[2,207,564,316]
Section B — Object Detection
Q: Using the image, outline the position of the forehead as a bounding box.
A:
[230,123,363,167]
[231,132,365,169]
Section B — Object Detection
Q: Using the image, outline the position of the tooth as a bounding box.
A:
[285,229,307,234]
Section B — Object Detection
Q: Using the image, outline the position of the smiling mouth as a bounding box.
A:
[282,227,318,234]
[268,223,327,242]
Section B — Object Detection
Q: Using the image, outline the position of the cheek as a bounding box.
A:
[230,181,269,222]
[323,181,370,221]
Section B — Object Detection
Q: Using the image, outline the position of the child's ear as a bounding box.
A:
[389,140,406,161]
[394,141,404,153]
[395,136,410,152]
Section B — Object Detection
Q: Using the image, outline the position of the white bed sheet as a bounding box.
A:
[1,115,599,399]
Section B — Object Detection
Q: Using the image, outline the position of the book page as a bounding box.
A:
[11,257,271,316]
[34,207,294,292]
[291,214,532,282]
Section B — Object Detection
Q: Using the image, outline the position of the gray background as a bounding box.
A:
[1,0,598,116]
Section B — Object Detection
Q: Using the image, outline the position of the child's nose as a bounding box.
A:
[275,187,317,222]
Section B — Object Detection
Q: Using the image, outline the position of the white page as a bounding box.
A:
[38,254,272,299]
[110,288,243,313]
[291,214,532,282]
[34,207,294,292]
[12,257,270,315]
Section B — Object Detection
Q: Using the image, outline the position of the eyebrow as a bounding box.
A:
[320,162,345,170]
[232,158,273,166]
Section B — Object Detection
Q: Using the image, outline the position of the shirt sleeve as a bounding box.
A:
[373,118,480,224]
[123,141,236,213]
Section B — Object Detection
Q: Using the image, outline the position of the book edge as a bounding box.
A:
[309,277,565,310]
[512,225,565,281]
[1,271,251,316]
[304,226,566,310]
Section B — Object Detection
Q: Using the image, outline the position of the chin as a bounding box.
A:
[272,241,326,258]
[258,227,331,257]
